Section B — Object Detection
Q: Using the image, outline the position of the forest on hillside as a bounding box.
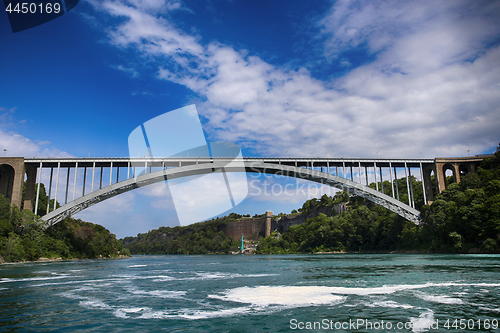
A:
[121,213,246,254]
[0,184,130,263]
[256,146,500,254]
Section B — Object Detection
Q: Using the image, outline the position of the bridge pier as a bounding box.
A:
[23,164,37,211]
[0,157,26,208]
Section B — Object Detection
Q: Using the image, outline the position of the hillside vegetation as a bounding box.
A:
[256,146,500,254]
[122,213,242,254]
[0,185,130,263]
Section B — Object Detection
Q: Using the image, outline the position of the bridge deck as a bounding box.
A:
[24,157,436,168]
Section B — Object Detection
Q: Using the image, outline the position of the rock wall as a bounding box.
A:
[223,202,349,239]
[223,217,267,240]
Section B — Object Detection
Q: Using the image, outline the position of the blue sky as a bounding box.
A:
[1,0,499,237]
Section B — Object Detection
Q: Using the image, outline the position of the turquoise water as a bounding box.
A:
[1,254,500,332]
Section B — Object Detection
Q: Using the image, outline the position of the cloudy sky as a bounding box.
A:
[1,0,499,237]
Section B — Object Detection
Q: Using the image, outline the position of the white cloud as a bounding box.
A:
[113,64,139,77]
[88,0,500,159]
[0,128,71,158]
[0,107,72,158]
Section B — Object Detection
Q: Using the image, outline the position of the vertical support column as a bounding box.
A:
[327,161,330,174]
[34,162,42,215]
[65,167,70,204]
[379,166,384,194]
[394,167,400,201]
[374,162,378,191]
[82,167,86,196]
[409,167,415,208]
[46,167,53,213]
[109,162,113,186]
[23,164,37,211]
[73,162,78,201]
[389,162,395,198]
[350,165,353,181]
[91,162,95,192]
[435,162,446,193]
[358,162,362,184]
[420,163,427,205]
[454,163,461,183]
[342,161,346,179]
[127,161,130,179]
[53,162,61,210]
[422,163,435,203]
[100,166,103,189]
[116,166,119,183]
[365,166,368,185]
[146,161,148,174]
[405,162,411,206]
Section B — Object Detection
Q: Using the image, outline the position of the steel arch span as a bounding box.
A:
[42,161,421,227]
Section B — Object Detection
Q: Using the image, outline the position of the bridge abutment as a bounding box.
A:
[435,157,484,193]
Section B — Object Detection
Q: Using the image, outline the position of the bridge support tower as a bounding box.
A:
[435,157,484,194]
[265,210,272,237]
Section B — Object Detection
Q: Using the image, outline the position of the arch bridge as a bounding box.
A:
[0,155,489,227]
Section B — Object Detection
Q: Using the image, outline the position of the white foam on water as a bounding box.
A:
[478,306,500,312]
[323,282,500,296]
[453,292,467,296]
[151,275,176,282]
[169,306,252,320]
[114,306,254,320]
[111,274,175,281]
[30,277,122,287]
[414,292,463,305]
[364,300,414,309]
[210,286,346,308]
[410,310,436,333]
[126,286,186,299]
[113,309,129,319]
[79,299,111,309]
[0,287,7,291]
[128,265,147,268]
[192,272,278,280]
[147,271,279,282]
[0,275,73,283]
[122,307,148,313]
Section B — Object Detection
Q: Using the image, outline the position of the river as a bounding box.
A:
[1,254,499,332]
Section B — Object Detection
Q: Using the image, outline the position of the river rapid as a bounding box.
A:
[1,254,499,332]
